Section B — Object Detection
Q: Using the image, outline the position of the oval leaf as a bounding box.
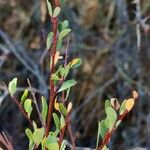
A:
[46,0,52,17]
[59,29,71,40]
[33,128,45,146]
[105,107,117,130]
[96,120,107,148]
[53,113,60,130]
[53,7,61,17]
[41,96,48,123]
[47,32,54,50]
[105,100,111,112]
[25,128,33,141]
[8,78,17,96]
[59,103,67,116]
[60,114,65,129]
[21,89,29,104]
[24,99,33,117]
[58,79,77,92]
[62,20,69,29]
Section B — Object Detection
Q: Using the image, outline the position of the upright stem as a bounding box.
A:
[46,16,58,136]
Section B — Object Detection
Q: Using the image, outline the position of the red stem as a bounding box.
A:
[46,17,58,136]
[11,96,32,126]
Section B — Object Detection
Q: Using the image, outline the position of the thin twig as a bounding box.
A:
[0,132,14,150]
[3,82,33,126]
[27,79,45,129]
[67,116,76,150]
[12,96,33,126]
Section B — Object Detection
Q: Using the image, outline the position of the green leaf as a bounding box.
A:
[96,120,107,148]
[53,129,60,137]
[25,128,33,141]
[24,99,33,117]
[99,120,108,139]
[25,129,34,150]
[60,66,70,78]
[104,117,112,130]
[45,143,59,150]
[119,100,127,115]
[60,114,65,129]
[46,0,52,17]
[33,128,45,146]
[21,89,29,104]
[58,22,63,32]
[60,140,66,150]
[105,100,111,112]
[105,107,117,130]
[44,133,59,150]
[53,7,61,17]
[56,39,62,50]
[59,103,68,116]
[29,141,34,150]
[46,132,57,143]
[65,88,70,101]
[8,78,17,96]
[53,113,60,130]
[62,20,69,29]
[33,121,37,130]
[58,79,77,92]
[59,29,71,40]
[47,32,54,50]
[41,96,48,123]
[51,73,60,81]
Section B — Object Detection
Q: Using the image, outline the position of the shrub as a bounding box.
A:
[2,0,138,150]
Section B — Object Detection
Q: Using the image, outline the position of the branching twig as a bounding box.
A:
[3,83,33,126]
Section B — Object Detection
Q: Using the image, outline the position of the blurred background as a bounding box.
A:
[0,0,150,149]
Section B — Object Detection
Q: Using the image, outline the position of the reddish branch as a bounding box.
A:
[11,96,33,126]
[46,0,59,136]
[0,132,14,150]
[59,113,76,150]
[97,110,128,150]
